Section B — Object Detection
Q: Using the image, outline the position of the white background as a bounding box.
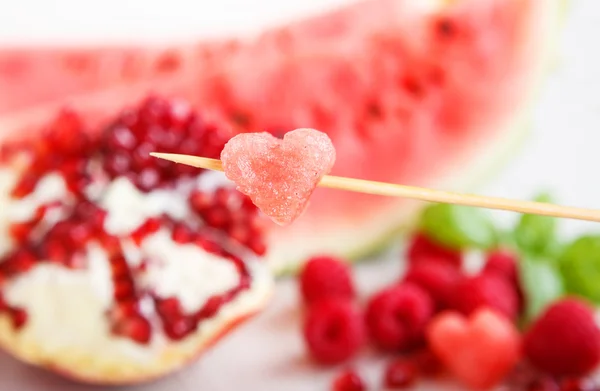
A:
[0,0,600,390]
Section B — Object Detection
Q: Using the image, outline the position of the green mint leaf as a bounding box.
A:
[420,203,497,250]
[514,193,558,256]
[518,253,564,323]
[559,235,600,305]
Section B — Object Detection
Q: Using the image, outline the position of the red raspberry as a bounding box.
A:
[450,273,519,320]
[365,283,434,351]
[406,232,462,268]
[483,249,524,311]
[299,256,355,305]
[523,298,600,377]
[526,377,560,391]
[383,358,419,389]
[303,298,365,364]
[483,248,518,281]
[403,258,461,311]
[332,369,366,391]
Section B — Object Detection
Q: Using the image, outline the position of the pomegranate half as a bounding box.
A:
[0,97,274,384]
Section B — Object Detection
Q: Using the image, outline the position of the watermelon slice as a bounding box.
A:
[0,0,564,274]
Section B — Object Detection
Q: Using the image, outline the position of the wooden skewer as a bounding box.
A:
[150,152,600,223]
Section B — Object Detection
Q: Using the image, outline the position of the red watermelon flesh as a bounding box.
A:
[0,0,563,274]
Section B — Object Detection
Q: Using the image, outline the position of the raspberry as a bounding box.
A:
[406,232,462,268]
[303,298,365,364]
[526,377,560,391]
[365,283,434,351]
[483,248,518,281]
[383,358,419,389]
[483,248,524,311]
[299,256,355,305]
[403,258,461,311]
[450,274,519,320]
[523,298,600,377]
[332,369,366,391]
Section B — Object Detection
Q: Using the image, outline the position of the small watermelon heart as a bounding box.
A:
[220,128,336,226]
[427,308,521,390]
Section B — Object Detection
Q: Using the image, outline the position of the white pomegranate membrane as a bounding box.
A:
[0,97,273,382]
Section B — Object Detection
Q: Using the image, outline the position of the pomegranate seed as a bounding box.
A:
[228,223,249,245]
[247,237,267,256]
[9,307,28,329]
[8,222,36,244]
[155,297,183,318]
[109,300,140,321]
[130,218,161,245]
[11,174,38,198]
[189,191,212,213]
[42,239,68,263]
[67,224,92,247]
[196,296,223,320]
[332,370,366,391]
[112,313,152,345]
[527,377,560,391]
[203,206,230,229]
[384,359,418,389]
[163,317,197,340]
[110,255,130,279]
[114,279,135,301]
[172,224,193,244]
[1,250,36,275]
[45,110,87,155]
[214,188,235,206]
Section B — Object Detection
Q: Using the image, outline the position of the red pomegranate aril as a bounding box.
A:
[202,206,230,229]
[384,359,419,389]
[228,224,250,245]
[112,313,152,345]
[214,187,237,206]
[196,296,223,320]
[136,168,161,192]
[332,370,366,391]
[114,279,136,301]
[109,300,140,321]
[172,224,193,244]
[130,218,161,245]
[41,239,68,263]
[189,190,212,213]
[248,237,267,256]
[67,224,92,247]
[106,125,137,150]
[1,250,36,275]
[100,235,122,257]
[163,317,197,340]
[9,222,36,244]
[44,110,87,155]
[9,307,28,329]
[11,173,38,198]
[155,297,183,319]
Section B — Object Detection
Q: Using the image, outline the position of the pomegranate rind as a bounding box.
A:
[0,259,273,385]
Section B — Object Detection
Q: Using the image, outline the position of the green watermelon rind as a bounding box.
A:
[272,0,569,277]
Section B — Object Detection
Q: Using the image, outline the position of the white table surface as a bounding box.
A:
[0,0,599,390]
